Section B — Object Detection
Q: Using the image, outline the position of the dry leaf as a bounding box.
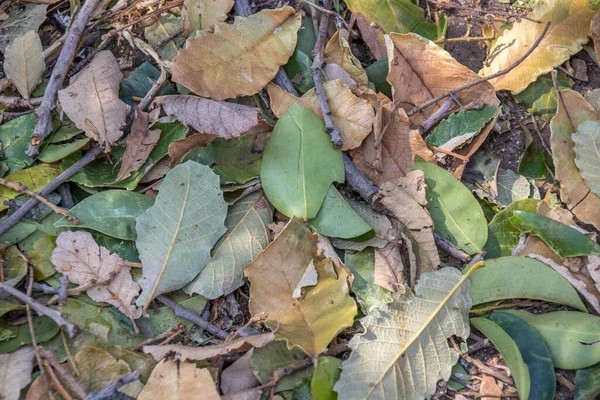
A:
[480,376,504,400]
[374,243,404,292]
[3,30,45,101]
[244,218,357,357]
[51,231,141,319]
[172,7,301,100]
[58,51,130,152]
[355,15,386,60]
[324,30,369,85]
[0,346,34,400]
[221,351,260,395]
[182,0,234,35]
[592,12,600,63]
[143,332,275,361]
[479,0,596,93]
[74,346,139,397]
[168,133,217,166]
[550,89,600,229]
[385,33,498,123]
[268,80,374,150]
[138,360,221,400]
[116,107,161,182]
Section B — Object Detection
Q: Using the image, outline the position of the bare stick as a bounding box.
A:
[0,178,79,223]
[58,274,69,306]
[0,145,103,237]
[138,67,168,111]
[0,96,43,108]
[40,349,88,400]
[434,36,494,44]
[419,98,455,133]
[433,232,470,262]
[311,0,343,148]
[26,0,103,157]
[343,154,378,202]
[156,295,229,340]
[44,362,73,400]
[130,324,185,351]
[85,372,140,400]
[428,0,542,23]
[0,282,79,337]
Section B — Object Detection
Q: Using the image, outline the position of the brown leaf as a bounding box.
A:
[58,51,130,152]
[480,376,504,400]
[3,30,45,101]
[143,332,275,361]
[182,0,234,35]
[324,30,369,85]
[385,33,498,124]
[116,107,162,182]
[221,351,260,395]
[592,12,600,64]
[51,231,141,319]
[355,15,386,60]
[172,7,301,100]
[167,133,218,167]
[374,243,404,292]
[0,346,34,400]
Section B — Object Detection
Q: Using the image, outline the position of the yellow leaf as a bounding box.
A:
[244,218,357,357]
[0,163,60,212]
[182,0,234,35]
[138,360,220,400]
[172,7,301,100]
[324,30,369,85]
[268,80,374,150]
[479,0,597,93]
[3,30,45,101]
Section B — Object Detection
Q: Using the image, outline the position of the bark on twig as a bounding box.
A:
[84,372,140,400]
[138,67,168,111]
[433,232,471,262]
[428,1,543,24]
[156,295,229,340]
[40,349,88,399]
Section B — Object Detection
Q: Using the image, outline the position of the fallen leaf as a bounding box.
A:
[0,163,60,212]
[251,340,313,393]
[168,133,217,166]
[58,51,130,151]
[143,332,275,361]
[0,4,46,51]
[324,30,368,85]
[0,114,37,174]
[138,360,221,400]
[479,0,596,93]
[496,168,540,208]
[592,12,600,63]
[135,161,228,312]
[172,7,301,100]
[344,248,394,313]
[480,376,504,400]
[485,198,540,258]
[550,89,600,229]
[513,71,573,121]
[0,346,34,400]
[244,218,357,357]
[116,107,162,182]
[221,351,260,395]
[373,242,404,292]
[144,13,182,60]
[427,106,498,151]
[51,231,141,319]
[74,346,139,397]
[573,120,600,197]
[182,0,234,35]
[3,30,44,101]
[355,14,386,60]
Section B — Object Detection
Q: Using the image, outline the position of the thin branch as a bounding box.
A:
[156,295,229,340]
[434,36,494,44]
[138,67,168,111]
[301,0,349,29]
[428,0,542,23]
[40,349,88,400]
[433,232,470,262]
[343,154,378,202]
[419,98,456,133]
[130,324,185,351]
[84,372,140,400]
[0,96,43,108]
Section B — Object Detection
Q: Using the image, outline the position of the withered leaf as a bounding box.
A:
[3,30,45,101]
[138,360,220,400]
[324,30,369,85]
[182,0,234,35]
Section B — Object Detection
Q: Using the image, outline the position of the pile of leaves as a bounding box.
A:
[2,0,600,398]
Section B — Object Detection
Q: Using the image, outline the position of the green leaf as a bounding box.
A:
[415,157,487,255]
[510,210,600,257]
[144,14,182,60]
[50,120,83,143]
[514,71,573,121]
[308,185,373,240]
[469,256,587,311]
[184,192,272,299]
[1,246,27,294]
[120,62,176,107]
[54,190,155,241]
[518,128,552,180]
[312,356,342,400]
[297,14,316,55]
[0,316,60,353]
[28,235,56,281]
[365,57,392,99]
[344,248,394,313]
[39,138,90,163]
[283,49,315,94]
[470,317,530,399]
[261,104,344,219]
[501,310,600,370]
[496,168,539,208]
[0,301,24,318]
[427,106,498,148]
[575,362,600,400]
[135,161,228,311]
[182,134,262,185]
[92,232,139,263]
[573,120,600,197]
[252,340,314,393]
[485,199,540,258]
[487,312,555,400]
[0,163,61,212]
[0,219,37,246]
[0,114,36,174]
[331,199,394,251]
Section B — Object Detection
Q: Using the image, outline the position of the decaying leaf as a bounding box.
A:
[168,133,218,167]
[3,30,45,100]
[268,81,374,150]
[135,161,228,312]
[51,231,141,319]
[172,7,301,99]
[479,0,597,93]
[0,4,46,51]
[74,346,139,397]
[373,243,404,292]
[0,346,34,400]
[324,30,368,85]
[334,267,472,399]
[573,120,600,197]
[58,51,130,151]
[144,13,182,60]
[355,14,386,60]
[182,0,234,35]
[245,218,357,357]
[138,360,220,400]
[0,163,60,212]
[116,107,162,182]
[496,168,540,208]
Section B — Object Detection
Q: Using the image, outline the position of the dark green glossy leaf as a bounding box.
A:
[92,232,139,263]
[427,106,498,148]
[39,138,90,163]
[294,378,313,400]
[344,248,393,313]
[297,14,316,55]
[284,49,315,94]
[514,71,573,121]
[0,114,37,174]
[575,362,600,400]
[0,316,60,353]
[120,62,176,107]
[518,129,552,180]
[485,199,540,258]
[510,210,600,257]
[311,356,341,400]
[365,58,392,99]
[0,301,24,318]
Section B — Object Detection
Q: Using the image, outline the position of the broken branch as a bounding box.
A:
[156,295,229,340]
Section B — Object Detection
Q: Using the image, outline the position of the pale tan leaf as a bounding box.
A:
[3,30,45,100]
[51,231,141,319]
[143,333,276,361]
[172,7,301,100]
[374,243,404,292]
[293,260,318,298]
[480,376,504,400]
[58,51,130,152]
[324,30,368,85]
[592,12,600,64]
[385,33,498,123]
[138,360,221,400]
[116,107,162,182]
[244,218,357,357]
[0,346,34,400]
[182,0,234,35]
[479,0,596,93]
[323,63,356,86]
[268,80,374,150]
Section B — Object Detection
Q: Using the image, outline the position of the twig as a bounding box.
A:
[429,146,470,161]
[311,0,343,149]
[343,154,378,202]
[40,349,88,400]
[529,115,551,154]
[428,0,542,23]
[130,324,185,351]
[138,67,168,111]
[0,178,79,223]
[26,0,103,157]
[0,145,103,237]
[449,338,513,385]
[240,357,314,398]
[419,98,456,133]
[0,96,43,108]
[156,295,229,340]
[58,274,69,306]
[84,372,140,400]
[434,36,494,44]
[57,183,75,209]
[301,0,349,29]
[44,362,73,400]
[433,232,471,262]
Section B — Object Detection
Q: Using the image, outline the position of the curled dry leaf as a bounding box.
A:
[324,30,369,85]
[3,30,45,101]
[143,332,275,361]
[182,0,234,35]
[479,0,596,93]
[0,346,34,400]
[268,81,374,150]
[172,7,301,100]
[58,51,130,152]
[138,360,220,400]
[51,231,142,319]
[355,14,386,60]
